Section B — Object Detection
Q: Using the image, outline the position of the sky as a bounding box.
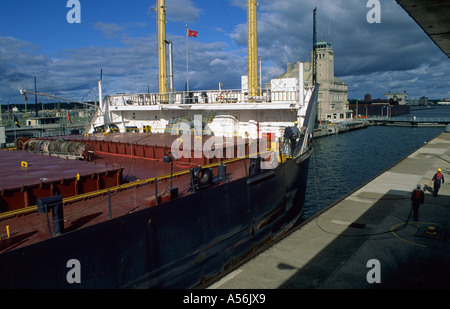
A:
[0,0,449,106]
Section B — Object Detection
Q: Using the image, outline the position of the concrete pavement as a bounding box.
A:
[208,131,450,289]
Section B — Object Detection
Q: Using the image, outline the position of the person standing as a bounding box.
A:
[284,121,300,157]
[290,121,301,151]
[431,168,445,197]
[291,121,300,138]
[410,184,425,222]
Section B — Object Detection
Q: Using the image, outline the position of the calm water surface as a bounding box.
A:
[302,106,449,219]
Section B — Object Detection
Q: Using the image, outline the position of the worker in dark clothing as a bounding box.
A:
[410,184,425,222]
[284,126,293,156]
[291,121,300,139]
[431,168,445,197]
[290,121,301,152]
[284,121,300,157]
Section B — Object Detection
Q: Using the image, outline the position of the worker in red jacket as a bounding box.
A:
[432,168,445,197]
[410,184,425,222]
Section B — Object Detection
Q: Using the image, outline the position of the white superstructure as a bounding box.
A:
[86,63,314,141]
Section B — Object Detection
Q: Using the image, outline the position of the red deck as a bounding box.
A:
[0,132,257,254]
[0,150,122,212]
[59,132,252,166]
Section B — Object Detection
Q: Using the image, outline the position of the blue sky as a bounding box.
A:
[1,0,449,106]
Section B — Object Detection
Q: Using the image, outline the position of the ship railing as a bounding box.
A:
[5,123,62,130]
[5,120,88,131]
[106,89,309,107]
[304,87,314,104]
[297,85,319,157]
[369,116,450,123]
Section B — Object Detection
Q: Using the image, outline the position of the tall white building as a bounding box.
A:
[268,42,352,122]
[314,42,351,121]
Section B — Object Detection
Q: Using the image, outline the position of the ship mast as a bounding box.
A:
[247,0,258,99]
[157,0,168,98]
[312,7,317,86]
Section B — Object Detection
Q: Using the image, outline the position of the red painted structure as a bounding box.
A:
[0,150,123,213]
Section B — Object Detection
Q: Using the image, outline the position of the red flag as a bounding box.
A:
[66,111,72,124]
[188,29,198,37]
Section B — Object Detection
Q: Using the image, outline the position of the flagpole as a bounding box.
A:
[186,24,189,92]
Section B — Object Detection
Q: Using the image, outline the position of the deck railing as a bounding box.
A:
[369,116,450,123]
[106,88,314,107]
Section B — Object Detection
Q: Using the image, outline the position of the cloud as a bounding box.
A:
[225,0,448,98]
[0,32,154,103]
[0,0,448,105]
[342,60,450,99]
[0,37,48,101]
[165,0,202,23]
[93,22,125,39]
[168,34,244,90]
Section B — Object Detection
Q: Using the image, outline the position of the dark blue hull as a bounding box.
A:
[0,147,312,289]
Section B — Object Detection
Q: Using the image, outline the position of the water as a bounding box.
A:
[302,106,449,220]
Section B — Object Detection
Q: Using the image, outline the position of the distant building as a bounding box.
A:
[364,93,371,103]
[407,97,429,106]
[408,98,419,106]
[384,91,408,105]
[268,41,352,122]
[26,116,62,126]
[419,96,429,106]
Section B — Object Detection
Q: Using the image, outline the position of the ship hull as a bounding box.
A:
[0,146,311,289]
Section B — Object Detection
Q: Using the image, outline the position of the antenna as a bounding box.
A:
[312,7,317,86]
[34,76,38,117]
[327,19,331,42]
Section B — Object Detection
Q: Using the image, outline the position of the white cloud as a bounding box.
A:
[93,22,125,39]
[1,0,449,104]
[165,0,202,23]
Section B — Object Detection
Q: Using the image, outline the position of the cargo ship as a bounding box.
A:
[0,0,319,288]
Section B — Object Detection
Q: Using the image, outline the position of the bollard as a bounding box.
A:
[6,225,10,238]
[37,195,64,237]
